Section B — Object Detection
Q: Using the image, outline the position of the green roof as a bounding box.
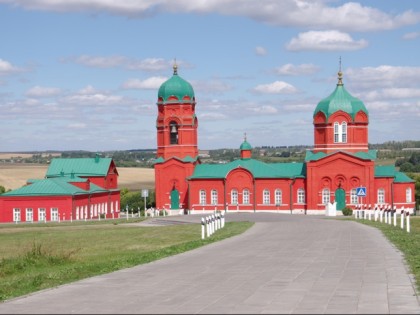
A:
[305,150,377,162]
[189,158,305,179]
[314,84,368,121]
[374,165,413,183]
[157,67,194,105]
[46,156,113,177]
[1,176,108,197]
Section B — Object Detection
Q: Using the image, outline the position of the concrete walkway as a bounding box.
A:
[0,213,419,314]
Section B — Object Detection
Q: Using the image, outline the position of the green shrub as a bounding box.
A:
[342,206,353,216]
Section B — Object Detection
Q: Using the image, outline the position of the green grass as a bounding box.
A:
[349,216,420,293]
[0,219,253,302]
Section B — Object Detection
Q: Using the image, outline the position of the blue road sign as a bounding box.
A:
[356,187,367,197]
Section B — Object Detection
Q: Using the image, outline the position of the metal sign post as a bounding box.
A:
[142,189,149,217]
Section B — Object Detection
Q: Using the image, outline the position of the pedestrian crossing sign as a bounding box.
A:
[356,187,367,196]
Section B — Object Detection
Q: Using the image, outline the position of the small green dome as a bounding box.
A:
[158,64,194,104]
[314,72,368,121]
[240,140,252,150]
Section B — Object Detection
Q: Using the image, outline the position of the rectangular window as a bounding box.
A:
[275,189,282,205]
[406,188,412,203]
[322,189,330,205]
[51,208,59,222]
[377,189,385,204]
[199,190,206,205]
[211,190,218,205]
[263,190,270,205]
[13,208,21,222]
[243,189,250,204]
[298,189,305,204]
[38,208,46,222]
[231,189,238,205]
[26,208,33,222]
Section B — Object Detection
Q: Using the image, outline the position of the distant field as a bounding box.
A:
[0,164,154,191]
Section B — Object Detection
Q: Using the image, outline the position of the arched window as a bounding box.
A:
[275,189,282,205]
[342,122,347,143]
[334,122,339,143]
[243,189,250,204]
[211,189,218,205]
[297,188,305,204]
[263,189,270,205]
[406,188,412,203]
[169,121,178,145]
[322,188,330,205]
[377,188,385,204]
[199,190,206,205]
[231,189,238,205]
[334,121,347,143]
[350,188,358,204]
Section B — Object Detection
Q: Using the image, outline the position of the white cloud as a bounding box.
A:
[192,79,232,94]
[122,77,167,89]
[247,105,277,114]
[255,46,267,56]
[252,81,299,94]
[26,85,62,98]
[402,31,420,40]
[363,88,420,101]
[2,0,418,32]
[0,58,21,74]
[286,30,368,51]
[68,55,178,72]
[200,112,229,120]
[62,86,124,105]
[275,63,320,76]
[346,65,420,90]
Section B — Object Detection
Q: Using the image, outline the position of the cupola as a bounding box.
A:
[312,65,370,154]
[313,70,368,122]
[157,63,195,105]
[240,134,252,159]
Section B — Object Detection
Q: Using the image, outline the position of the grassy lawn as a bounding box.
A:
[349,215,420,293]
[0,218,253,302]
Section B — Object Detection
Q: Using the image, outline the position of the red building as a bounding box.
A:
[0,154,120,223]
[154,65,415,214]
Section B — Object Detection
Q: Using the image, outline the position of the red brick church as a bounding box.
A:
[154,64,415,214]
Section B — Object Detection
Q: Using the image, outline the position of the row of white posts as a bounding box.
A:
[354,204,411,233]
[201,212,225,239]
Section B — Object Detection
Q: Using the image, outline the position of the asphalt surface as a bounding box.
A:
[0,212,419,314]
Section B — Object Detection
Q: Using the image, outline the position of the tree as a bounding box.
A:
[0,185,5,194]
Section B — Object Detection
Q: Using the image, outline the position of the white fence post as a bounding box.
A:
[221,211,225,228]
[393,207,397,226]
[201,217,205,240]
[406,211,410,233]
[400,208,405,229]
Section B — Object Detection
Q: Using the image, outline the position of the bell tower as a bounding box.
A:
[154,63,199,211]
[156,63,198,160]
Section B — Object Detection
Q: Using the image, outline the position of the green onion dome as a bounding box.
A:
[314,71,368,121]
[157,64,195,105]
[240,138,252,150]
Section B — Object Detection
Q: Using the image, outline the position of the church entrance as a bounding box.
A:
[170,189,180,209]
[335,188,346,210]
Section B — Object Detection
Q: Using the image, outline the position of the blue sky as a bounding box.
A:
[0,0,419,152]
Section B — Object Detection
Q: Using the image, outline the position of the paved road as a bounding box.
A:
[0,213,419,314]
